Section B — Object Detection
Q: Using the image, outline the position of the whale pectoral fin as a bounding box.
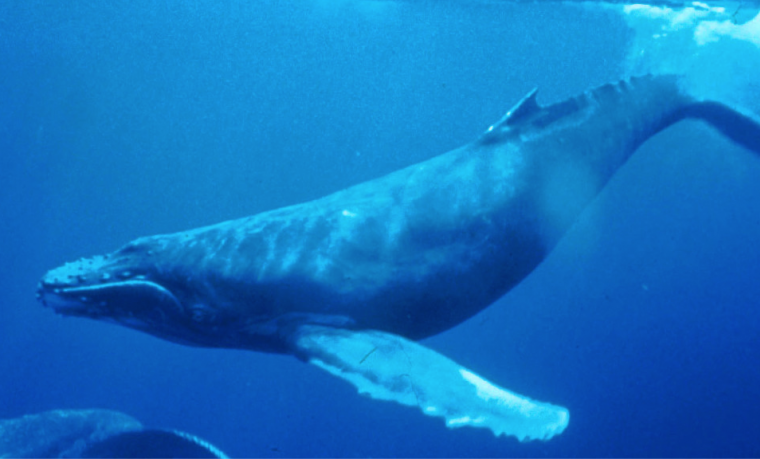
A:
[289,325,569,442]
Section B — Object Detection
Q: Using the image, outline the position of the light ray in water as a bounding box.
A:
[367,0,760,8]
[602,2,760,112]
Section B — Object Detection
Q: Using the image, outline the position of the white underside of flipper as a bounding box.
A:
[291,325,569,442]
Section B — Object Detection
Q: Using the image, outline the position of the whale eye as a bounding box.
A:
[189,303,218,323]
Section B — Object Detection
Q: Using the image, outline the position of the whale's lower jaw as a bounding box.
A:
[38,279,182,321]
[38,288,94,316]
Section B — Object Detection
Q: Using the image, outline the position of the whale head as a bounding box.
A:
[36,236,251,349]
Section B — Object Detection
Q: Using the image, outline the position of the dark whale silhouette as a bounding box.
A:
[38,74,760,441]
[0,409,226,458]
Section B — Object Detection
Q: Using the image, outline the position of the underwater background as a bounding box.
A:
[2,1,760,457]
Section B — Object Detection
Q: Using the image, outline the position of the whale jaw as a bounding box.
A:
[37,253,166,315]
[36,252,194,344]
[38,278,180,319]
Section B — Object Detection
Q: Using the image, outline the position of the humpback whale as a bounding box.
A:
[0,409,227,458]
[38,74,760,442]
[0,409,142,458]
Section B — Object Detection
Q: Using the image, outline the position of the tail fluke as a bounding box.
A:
[680,101,760,154]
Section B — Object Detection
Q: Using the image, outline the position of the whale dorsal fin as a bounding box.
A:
[290,324,569,442]
[480,88,540,143]
[504,87,540,125]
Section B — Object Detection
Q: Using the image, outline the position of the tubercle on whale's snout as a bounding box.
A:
[40,255,111,288]
[37,253,149,300]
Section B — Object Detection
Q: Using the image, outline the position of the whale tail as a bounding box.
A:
[679,99,760,154]
[589,74,760,156]
[634,74,760,155]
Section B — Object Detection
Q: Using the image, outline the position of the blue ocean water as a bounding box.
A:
[2,1,760,457]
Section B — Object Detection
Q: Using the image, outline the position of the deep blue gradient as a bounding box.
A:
[2,1,759,457]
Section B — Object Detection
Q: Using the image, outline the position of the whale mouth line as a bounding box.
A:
[38,280,179,317]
